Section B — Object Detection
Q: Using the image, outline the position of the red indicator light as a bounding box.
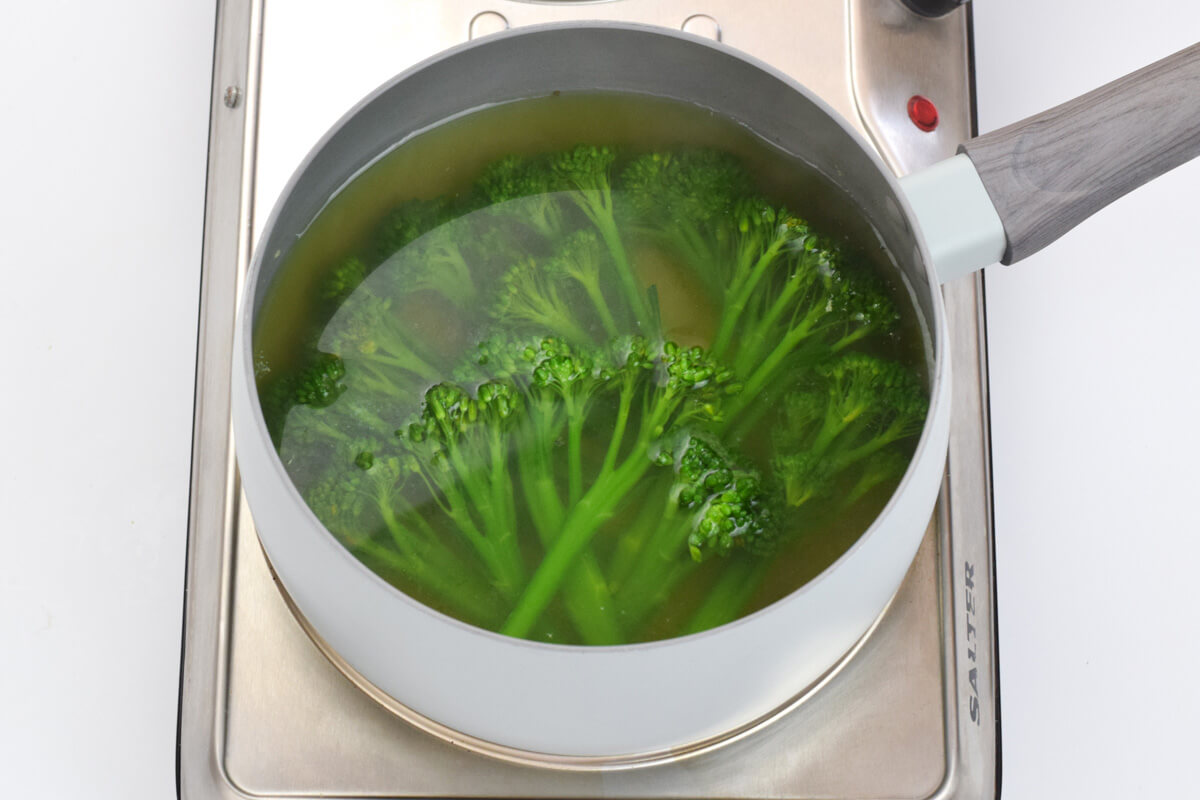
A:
[907,95,939,132]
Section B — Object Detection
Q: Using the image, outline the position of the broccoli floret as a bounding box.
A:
[491,257,593,345]
[476,155,572,241]
[462,336,629,645]
[477,154,553,202]
[609,434,773,630]
[396,380,527,601]
[293,351,347,408]
[676,437,773,561]
[379,218,480,311]
[619,151,794,315]
[489,229,629,346]
[621,149,752,226]
[674,356,925,635]
[368,196,458,264]
[772,353,927,514]
[708,199,814,355]
[543,229,622,337]
[616,146,905,426]
[546,145,653,331]
[772,450,836,509]
[499,338,744,640]
[255,350,351,444]
[322,256,369,303]
[719,252,902,429]
[323,291,441,385]
[619,150,753,297]
[453,331,546,386]
[301,446,502,626]
[823,261,903,351]
[527,340,612,506]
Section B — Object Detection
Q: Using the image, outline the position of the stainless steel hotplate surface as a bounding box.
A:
[179,1,999,797]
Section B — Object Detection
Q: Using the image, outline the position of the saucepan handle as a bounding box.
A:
[902,42,1200,283]
[963,41,1200,265]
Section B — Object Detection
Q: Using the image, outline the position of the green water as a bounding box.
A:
[253,93,928,645]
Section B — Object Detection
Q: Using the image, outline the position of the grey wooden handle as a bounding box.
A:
[959,42,1200,264]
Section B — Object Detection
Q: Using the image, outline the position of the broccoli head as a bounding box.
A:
[293,351,347,408]
[773,353,927,513]
[491,257,593,345]
[368,196,458,264]
[671,435,774,561]
[322,256,369,303]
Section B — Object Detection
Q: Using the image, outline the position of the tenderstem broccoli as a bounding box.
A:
[396,381,527,601]
[676,352,930,632]
[304,449,503,626]
[773,353,928,510]
[617,147,902,429]
[610,434,773,630]
[498,340,742,638]
[478,146,655,333]
[258,141,930,645]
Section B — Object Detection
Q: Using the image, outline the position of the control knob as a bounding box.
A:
[900,0,967,18]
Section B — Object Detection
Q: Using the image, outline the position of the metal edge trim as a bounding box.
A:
[930,457,963,800]
[977,269,1003,800]
[929,274,997,800]
[175,0,223,791]
[177,0,263,797]
[930,6,1002,794]
[964,7,1005,795]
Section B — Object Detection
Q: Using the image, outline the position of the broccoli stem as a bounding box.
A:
[576,278,620,338]
[612,502,693,628]
[353,360,399,392]
[423,399,527,598]
[735,311,823,405]
[501,439,652,639]
[488,427,521,569]
[369,320,443,382]
[558,555,623,645]
[710,237,790,358]
[680,555,769,635]
[734,255,821,371]
[605,475,668,590]
[674,224,724,294]
[834,423,907,467]
[564,394,585,506]
[373,499,501,625]
[514,412,623,645]
[412,460,524,602]
[424,244,478,309]
[351,537,502,627]
[520,396,563,503]
[527,203,563,240]
[544,313,594,349]
[297,414,355,445]
[831,326,874,354]
[600,372,636,475]
[570,190,652,332]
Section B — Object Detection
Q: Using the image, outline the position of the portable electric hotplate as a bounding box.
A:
[177,1,1000,797]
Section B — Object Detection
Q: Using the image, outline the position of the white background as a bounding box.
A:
[1,2,1197,798]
